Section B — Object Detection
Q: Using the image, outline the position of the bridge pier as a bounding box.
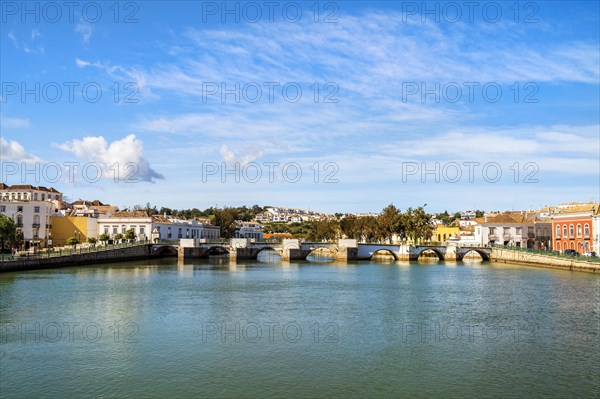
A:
[281,248,312,261]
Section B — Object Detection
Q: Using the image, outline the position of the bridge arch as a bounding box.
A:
[152,245,178,257]
[416,247,444,261]
[370,249,398,261]
[252,246,282,260]
[205,245,230,256]
[305,246,338,261]
[460,249,490,261]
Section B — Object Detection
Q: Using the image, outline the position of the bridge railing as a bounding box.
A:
[0,240,151,262]
[491,244,600,263]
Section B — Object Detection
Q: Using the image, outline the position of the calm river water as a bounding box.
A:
[1,257,598,398]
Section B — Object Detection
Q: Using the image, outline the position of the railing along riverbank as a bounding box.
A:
[490,244,600,273]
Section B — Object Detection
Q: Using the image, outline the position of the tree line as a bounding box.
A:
[262,205,434,243]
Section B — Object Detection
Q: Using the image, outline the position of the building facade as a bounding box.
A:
[234,221,264,240]
[0,184,63,249]
[97,211,220,242]
[473,212,551,249]
[551,204,597,253]
[51,216,99,246]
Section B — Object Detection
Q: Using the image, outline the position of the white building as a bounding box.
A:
[592,210,600,254]
[234,221,264,240]
[97,211,220,242]
[0,184,63,249]
[473,212,551,249]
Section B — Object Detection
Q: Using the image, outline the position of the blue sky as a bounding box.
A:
[1,1,599,213]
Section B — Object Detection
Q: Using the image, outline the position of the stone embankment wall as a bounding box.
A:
[0,245,154,273]
[490,248,599,273]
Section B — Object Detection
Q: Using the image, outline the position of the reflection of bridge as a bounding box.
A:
[154,239,491,262]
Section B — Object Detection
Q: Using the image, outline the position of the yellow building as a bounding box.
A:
[432,225,460,242]
[50,216,98,246]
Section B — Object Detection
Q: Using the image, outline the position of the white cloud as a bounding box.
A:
[0,117,31,128]
[58,134,164,183]
[0,137,41,162]
[75,23,93,44]
[219,144,264,166]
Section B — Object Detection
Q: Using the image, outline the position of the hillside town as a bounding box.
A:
[0,183,598,257]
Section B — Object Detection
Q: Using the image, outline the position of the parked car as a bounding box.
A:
[564,249,579,256]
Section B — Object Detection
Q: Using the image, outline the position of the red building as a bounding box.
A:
[551,203,597,253]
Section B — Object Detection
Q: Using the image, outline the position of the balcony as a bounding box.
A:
[16,223,23,227]
[569,234,575,239]
[32,223,40,228]
[527,233,535,238]
[584,234,590,239]
[555,235,560,240]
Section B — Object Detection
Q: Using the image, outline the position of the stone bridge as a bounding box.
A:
[155,239,491,262]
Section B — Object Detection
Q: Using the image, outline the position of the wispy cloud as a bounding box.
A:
[0,117,31,129]
[75,22,93,44]
[7,30,45,55]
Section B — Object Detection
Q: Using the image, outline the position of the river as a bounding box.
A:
[1,256,598,398]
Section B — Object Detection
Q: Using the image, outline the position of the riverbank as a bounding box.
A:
[0,244,157,273]
[490,247,600,273]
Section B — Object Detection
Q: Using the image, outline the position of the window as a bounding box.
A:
[34,206,40,213]
[576,224,582,237]
[104,227,109,234]
[556,225,560,238]
[0,205,5,212]
[516,227,522,235]
[569,224,574,238]
[584,224,590,237]
[563,225,567,237]
[489,227,495,234]
[140,227,145,236]
[41,194,45,200]
[113,226,118,234]
[17,206,23,212]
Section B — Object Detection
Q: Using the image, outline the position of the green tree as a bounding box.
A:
[378,204,403,243]
[87,237,97,246]
[340,215,361,240]
[125,229,136,241]
[405,207,434,244]
[0,215,17,253]
[99,233,110,243]
[114,233,123,243]
[66,236,80,247]
[213,207,240,238]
